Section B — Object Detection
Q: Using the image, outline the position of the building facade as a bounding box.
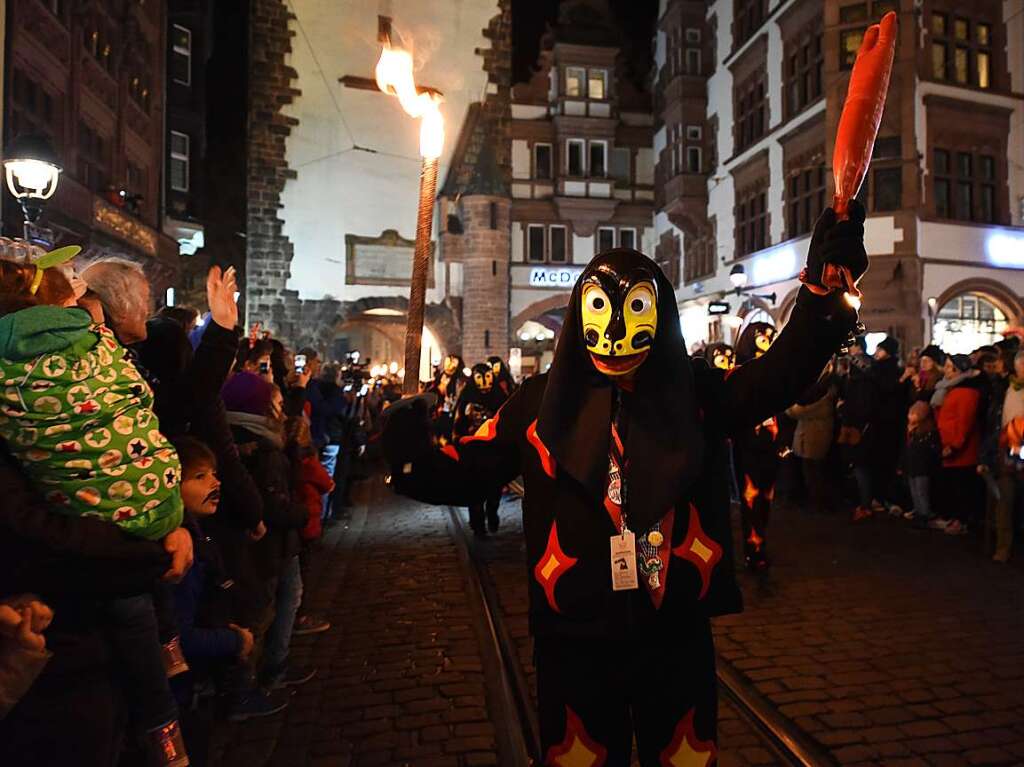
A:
[163,0,210,307]
[500,0,657,376]
[656,0,1024,353]
[3,0,180,293]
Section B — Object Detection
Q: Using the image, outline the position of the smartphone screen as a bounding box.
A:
[359,384,369,397]
[295,354,306,373]
[259,361,270,374]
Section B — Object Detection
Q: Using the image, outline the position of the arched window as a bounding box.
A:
[932,292,1008,354]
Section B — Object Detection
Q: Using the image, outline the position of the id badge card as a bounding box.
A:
[610,531,639,591]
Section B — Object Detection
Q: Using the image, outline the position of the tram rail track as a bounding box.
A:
[446,501,838,767]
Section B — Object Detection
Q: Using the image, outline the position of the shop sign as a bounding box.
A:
[529,266,583,287]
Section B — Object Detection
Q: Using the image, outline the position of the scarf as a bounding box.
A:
[226,410,284,449]
[930,369,977,409]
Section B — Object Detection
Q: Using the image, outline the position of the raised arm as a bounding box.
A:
[383,388,525,507]
[721,203,866,434]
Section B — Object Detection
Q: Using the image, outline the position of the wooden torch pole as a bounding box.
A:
[402,155,439,394]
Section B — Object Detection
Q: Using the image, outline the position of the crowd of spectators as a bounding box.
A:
[767,332,1024,564]
[0,252,391,767]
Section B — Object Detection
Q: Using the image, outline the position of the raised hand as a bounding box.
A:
[801,199,869,296]
[207,265,239,330]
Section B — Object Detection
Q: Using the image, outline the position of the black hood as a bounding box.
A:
[704,342,735,371]
[735,322,776,364]
[536,248,703,532]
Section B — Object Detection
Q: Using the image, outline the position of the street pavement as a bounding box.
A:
[213,478,502,767]
[212,474,1024,766]
[715,502,1024,766]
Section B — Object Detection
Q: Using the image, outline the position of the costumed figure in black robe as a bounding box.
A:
[382,203,867,765]
[703,343,736,373]
[732,321,781,571]
[488,355,517,398]
[425,354,466,443]
[455,362,508,536]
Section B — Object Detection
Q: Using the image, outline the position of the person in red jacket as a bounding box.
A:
[285,417,333,636]
[932,354,987,535]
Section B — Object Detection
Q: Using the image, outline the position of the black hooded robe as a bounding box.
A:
[454,367,510,534]
[732,323,783,565]
[385,252,854,764]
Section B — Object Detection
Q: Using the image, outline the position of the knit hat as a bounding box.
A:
[949,354,971,372]
[919,344,946,366]
[877,335,900,358]
[221,371,274,416]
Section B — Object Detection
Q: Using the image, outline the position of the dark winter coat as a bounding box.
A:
[904,428,942,478]
[232,426,307,579]
[386,282,854,639]
[173,516,241,664]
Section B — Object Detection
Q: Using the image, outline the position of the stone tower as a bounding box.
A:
[460,143,511,365]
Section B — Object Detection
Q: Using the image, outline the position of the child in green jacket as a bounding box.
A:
[0,253,188,766]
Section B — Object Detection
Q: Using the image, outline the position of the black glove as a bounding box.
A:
[381,394,435,470]
[802,199,868,293]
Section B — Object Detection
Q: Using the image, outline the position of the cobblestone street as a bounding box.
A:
[212,476,1024,767]
[715,503,1024,766]
[213,478,504,767]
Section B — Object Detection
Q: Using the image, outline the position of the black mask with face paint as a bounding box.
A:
[537,249,703,533]
[470,362,494,395]
[703,343,736,372]
[735,322,777,364]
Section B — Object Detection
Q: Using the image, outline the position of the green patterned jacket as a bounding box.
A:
[0,305,182,540]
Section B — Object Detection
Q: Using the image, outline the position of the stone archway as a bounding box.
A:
[511,293,573,334]
[934,278,1023,325]
[286,295,461,363]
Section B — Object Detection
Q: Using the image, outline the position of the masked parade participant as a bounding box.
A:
[425,354,466,443]
[703,343,735,373]
[382,202,867,765]
[454,363,508,536]
[488,355,517,397]
[731,322,782,571]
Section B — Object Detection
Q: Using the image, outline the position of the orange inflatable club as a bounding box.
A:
[833,11,898,218]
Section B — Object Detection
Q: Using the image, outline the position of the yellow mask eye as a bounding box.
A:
[582,284,613,352]
[485,372,493,387]
[625,285,655,319]
[474,373,483,388]
[584,285,611,316]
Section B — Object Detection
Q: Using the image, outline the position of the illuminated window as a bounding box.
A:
[566,67,585,98]
[933,294,1008,354]
[930,13,993,88]
[588,70,606,100]
[932,43,947,80]
[840,30,863,70]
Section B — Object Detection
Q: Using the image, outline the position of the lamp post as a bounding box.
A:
[374,28,445,394]
[3,133,62,241]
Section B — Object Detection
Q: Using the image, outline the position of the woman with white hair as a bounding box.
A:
[80,257,152,345]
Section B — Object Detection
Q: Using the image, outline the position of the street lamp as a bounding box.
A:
[729,263,748,290]
[374,25,446,394]
[3,133,61,239]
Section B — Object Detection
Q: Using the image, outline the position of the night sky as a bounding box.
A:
[512,0,659,89]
